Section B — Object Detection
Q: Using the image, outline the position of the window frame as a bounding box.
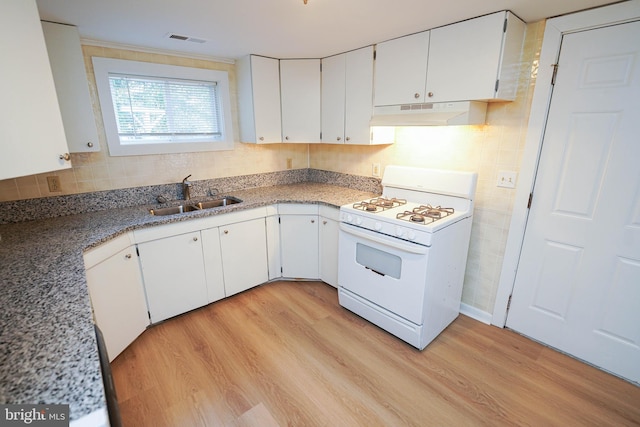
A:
[92,57,234,156]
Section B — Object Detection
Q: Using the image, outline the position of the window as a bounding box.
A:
[92,58,234,156]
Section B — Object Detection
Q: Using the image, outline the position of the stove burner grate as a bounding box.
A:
[396,205,454,224]
[352,197,407,212]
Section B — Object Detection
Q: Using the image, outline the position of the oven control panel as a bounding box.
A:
[340,212,433,247]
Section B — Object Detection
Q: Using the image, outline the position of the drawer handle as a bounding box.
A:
[193,236,198,241]
[224,230,229,234]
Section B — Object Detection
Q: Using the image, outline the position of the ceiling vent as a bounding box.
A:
[165,33,207,44]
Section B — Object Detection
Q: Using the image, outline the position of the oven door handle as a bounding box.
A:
[339,223,428,255]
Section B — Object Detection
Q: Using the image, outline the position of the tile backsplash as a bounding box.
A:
[0,20,545,318]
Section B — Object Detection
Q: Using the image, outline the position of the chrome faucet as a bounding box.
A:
[182,174,192,200]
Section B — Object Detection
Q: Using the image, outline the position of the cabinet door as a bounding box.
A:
[280,59,321,143]
[237,55,282,143]
[201,227,226,304]
[86,246,149,361]
[138,231,208,323]
[0,0,70,180]
[321,53,346,143]
[319,216,339,287]
[42,21,100,152]
[373,31,430,106]
[345,46,374,145]
[219,218,269,296]
[426,11,509,102]
[266,215,282,280]
[280,215,319,279]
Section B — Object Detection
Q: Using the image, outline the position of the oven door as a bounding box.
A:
[338,222,429,324]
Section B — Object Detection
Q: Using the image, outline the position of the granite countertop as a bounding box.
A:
[0,182,377,421]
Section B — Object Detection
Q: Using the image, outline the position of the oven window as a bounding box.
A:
[355,243,402,279]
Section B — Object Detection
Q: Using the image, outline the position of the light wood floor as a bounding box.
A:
[111,281,640,426]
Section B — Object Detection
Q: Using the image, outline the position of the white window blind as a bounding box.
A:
[108,74,221,144]
[92,57,234,156]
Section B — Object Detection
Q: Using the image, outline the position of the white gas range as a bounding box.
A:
[338,166,477,349]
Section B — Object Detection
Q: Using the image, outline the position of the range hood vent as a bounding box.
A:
[370,101,487,126]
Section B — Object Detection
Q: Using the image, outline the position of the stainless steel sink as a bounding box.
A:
[149,204,199,216]
[194,196,242,209]
[149,196,242,216]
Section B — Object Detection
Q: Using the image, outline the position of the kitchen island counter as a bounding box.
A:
[0,181,377,422]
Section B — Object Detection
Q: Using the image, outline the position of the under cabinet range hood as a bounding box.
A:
[370,101,487,126]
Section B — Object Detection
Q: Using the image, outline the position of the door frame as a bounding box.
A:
[492,0,640,327]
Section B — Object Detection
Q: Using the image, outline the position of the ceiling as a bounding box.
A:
[36,0,621,61]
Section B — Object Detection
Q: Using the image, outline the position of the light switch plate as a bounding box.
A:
[497,171,517,188]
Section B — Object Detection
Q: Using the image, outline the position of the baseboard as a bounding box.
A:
[460,303,492,325]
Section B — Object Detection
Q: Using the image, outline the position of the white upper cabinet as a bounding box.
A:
[374,11,526,106]
[426,11,526,102]
[280,59,321,143]
[373,31,430,106]
[322,46,389,145]
[0,0,71,180]
[321,53,346,143]
[42,21,100,152]
[345,46,380,144]
[237,55,283,144]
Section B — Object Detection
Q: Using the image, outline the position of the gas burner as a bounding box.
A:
[352,197,406,213]
[396,205,455,225]
[410,214,426,223]
[372,197,406,208]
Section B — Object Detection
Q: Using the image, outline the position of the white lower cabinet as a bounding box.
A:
[206,218,269,297]
[279,204,320,279]
[84,233,149,362]
[137,230,208,323]
[86,204,340,341]
[319,206,340,287]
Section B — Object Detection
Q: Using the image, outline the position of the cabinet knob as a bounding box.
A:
[428,92,434,98]
[323,220,327,225]
[193,236,198,241]
[345,137,350,141]
[414,93,420,99]
[336,137,341,141]
[224,230,229,234]
[285,136,289,141]
[259,137,264,141]
[87,142,94,148]
[125,253,132,259]
[59,153,71,161]
[311,219,315,223]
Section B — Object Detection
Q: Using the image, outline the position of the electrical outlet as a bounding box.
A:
[47,176,61,192]
[372,163,381,177]
[496,171,517,189]
[286,158,293,169]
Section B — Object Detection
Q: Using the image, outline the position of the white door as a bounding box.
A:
[506,21,640,383]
